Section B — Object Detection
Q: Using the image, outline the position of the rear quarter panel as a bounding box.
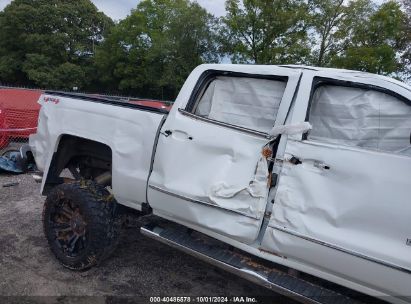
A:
[30,94,164,210]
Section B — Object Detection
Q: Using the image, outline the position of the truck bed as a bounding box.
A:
[30,91,166,210]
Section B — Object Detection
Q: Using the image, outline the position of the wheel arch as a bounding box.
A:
[42,134,113,195]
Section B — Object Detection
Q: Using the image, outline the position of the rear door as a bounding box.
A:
[262,71,411,295]
[148,66,301,244]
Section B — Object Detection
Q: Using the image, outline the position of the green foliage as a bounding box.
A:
[331,1,407,75]
[0,0,410,95]
[308,0,374,66]
[219,0,408,77]
[221,0,311,64]
[401,0,411,79]
[0,0,113,89]
[95,0,219,99]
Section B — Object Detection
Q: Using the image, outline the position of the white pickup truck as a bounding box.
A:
[29,64,411,304]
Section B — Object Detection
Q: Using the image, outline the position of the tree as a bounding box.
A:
[220,0,311,64]
[95,0,219,99]
[0,0,113,90]
[402,0,411,79]
[331,1,407,76]
[308,0,373,66]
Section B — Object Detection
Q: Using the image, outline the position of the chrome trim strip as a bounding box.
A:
[149,184,260,220]
[141,226,322,304]
[178,108,269,139]
[270,225,411,275]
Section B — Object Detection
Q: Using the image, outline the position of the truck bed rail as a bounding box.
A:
[44,91,170,114]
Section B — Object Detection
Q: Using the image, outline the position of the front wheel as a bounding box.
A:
[43,180,122,270]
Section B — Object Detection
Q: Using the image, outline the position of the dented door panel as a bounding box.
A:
[265,139,411,267]
[262,70,411,298]
[261,225,411,298]
[148,65,302,245]
[148,113,269,244]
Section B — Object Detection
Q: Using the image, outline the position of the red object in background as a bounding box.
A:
[0,104,9,148]
[0,88,43,149]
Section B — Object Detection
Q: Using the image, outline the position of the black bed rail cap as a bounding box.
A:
[43,90,169,114]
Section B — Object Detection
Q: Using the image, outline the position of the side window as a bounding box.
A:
[308,84,411,156]
[194,76,287,133]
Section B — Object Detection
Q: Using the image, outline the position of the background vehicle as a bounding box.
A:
[29,64,411,304]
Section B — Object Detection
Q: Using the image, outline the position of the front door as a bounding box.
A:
[148,66,301,244]
[263,71,411,295]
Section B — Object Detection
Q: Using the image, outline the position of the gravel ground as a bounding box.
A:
[0,173,296,304]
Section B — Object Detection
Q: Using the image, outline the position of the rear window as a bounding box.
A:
[194,76,287,133]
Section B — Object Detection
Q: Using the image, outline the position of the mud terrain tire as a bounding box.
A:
[43,180,122,270]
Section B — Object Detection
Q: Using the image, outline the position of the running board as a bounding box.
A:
[141,225,361,304]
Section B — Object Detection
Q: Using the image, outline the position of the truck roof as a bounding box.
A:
[196,64,411,93]
[280,64,411,91]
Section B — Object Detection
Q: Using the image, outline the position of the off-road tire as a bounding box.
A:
[43,180,122,270]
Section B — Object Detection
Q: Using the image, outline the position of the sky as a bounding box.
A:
[0,0,227,20]
[0,0,388,20]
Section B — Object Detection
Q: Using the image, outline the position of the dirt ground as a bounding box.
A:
[0,173,296,304]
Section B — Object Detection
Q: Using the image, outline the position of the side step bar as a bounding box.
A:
[141,225,361,304]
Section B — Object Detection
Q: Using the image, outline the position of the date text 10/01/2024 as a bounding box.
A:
[149,297,258,303]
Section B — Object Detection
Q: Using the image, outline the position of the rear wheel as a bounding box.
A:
[43,180,122,270]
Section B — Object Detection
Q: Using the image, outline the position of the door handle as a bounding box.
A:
[160,129,193,141]
[289,156,302,165]
[160,130,172,137]
[313,160,330,170]
[285,154,330,170]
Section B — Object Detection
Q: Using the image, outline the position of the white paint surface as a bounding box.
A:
[30,96,163,209]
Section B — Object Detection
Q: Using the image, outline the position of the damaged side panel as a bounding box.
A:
[262,139,411,296]
[148,113,270,244]
[147,65,302,245]
[30,94,164,209]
